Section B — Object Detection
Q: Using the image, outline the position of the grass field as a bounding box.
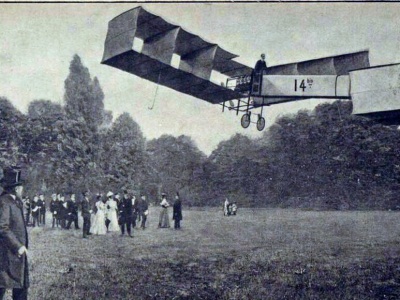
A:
[13,208,400,299]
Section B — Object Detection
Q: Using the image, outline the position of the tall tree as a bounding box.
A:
[101,112,147,192]
[21,100,64,192]
[54,54,107,192]
[64,55,104,131]
[147,135,206,204]
[0,97,26,168]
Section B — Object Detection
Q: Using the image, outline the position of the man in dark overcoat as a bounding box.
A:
[172,193,183,229]
[81,191,92,238]
[58,195,68,229]
[66,193,79,230]
[0,167,29,300]
[118,190,133,237]
[49,193,58,228]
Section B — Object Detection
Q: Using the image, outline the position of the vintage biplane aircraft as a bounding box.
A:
[102,7,400,130]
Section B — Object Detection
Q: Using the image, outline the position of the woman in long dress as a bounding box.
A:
[90,196,107,235]
[105,192,120,232]
[158,193,170,228]
[223,198,229,216]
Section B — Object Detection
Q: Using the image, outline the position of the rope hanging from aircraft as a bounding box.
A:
[148,71,162,110]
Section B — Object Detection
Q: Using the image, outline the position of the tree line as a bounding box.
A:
[1,54,399,209]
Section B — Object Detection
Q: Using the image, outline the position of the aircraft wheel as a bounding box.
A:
[241,114,251,129]
[256,117,266,131]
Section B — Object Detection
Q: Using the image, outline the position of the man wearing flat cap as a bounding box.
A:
[0,166,29,300]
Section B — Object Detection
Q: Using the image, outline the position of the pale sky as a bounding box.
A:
[1,3,399,154]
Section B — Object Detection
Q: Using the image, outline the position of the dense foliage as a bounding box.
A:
[1,54,399,209]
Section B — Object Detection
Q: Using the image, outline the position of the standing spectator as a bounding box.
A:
[30,196,40,227]
[158,193,170,228]
[172,193,183,229]
[105,192,119,232]
[56,193,63,227]
[0,166,29,300]
[104,192,112,232]
[223,198,229,216]
[231,202,238,216]
[114,193,121,206]
[81,191,93,239]
[66,193,79,230]
[131,195,138,229]
[90,195,107,235]
[118,190,133,237]
[38,194,46,226]
[227,203,233,216]
[50,194,59,228]
[59,194,68,229]
[138,194,149,230]
[23,196,31,226]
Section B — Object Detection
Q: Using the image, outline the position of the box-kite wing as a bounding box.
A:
[101,6,253,104]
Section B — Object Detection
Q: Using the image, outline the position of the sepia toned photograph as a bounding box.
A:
[1,2,400,299]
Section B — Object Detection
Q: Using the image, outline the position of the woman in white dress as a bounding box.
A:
[223,198,229,216]
[105,191,120,232]
[90,196,107,235]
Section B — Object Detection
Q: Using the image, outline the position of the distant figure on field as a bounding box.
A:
[223,198,229,216]
[66,193,79,230]
[105,191,119,232]
[231,202,238,216]
[90,195,107,235]
[38,194,46,225]
[158,193,170,228]
[30,196,40,227]
[172,193,182,229]
[131,195,138,229]
[81,191,93,238]
[59,194,68,229]
[0,166,29,300]
[50,193,59,228]
[118,190,133,237]
[138,194,149,230]
[23,196,31,226]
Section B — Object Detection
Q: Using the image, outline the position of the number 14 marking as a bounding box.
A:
[294,79,306,92]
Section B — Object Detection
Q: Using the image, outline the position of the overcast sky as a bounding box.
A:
[1,3,399,154]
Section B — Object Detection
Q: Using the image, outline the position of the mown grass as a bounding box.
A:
[11,208,400,299]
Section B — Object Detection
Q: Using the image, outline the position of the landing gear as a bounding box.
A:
[257,115,265,131]
[241,112,266,131]
[239,96,267,131]
[241,113,251,129]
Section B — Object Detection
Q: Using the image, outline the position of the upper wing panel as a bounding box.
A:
[102,6,250,103]
[265,50,370,76]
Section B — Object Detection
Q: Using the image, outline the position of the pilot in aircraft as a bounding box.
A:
[254,53,267,73]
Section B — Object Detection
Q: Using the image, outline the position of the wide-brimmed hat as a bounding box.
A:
[106,191,114,197]
[0,166,24,188]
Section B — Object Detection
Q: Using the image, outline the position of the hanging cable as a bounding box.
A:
[148,71,161,110]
